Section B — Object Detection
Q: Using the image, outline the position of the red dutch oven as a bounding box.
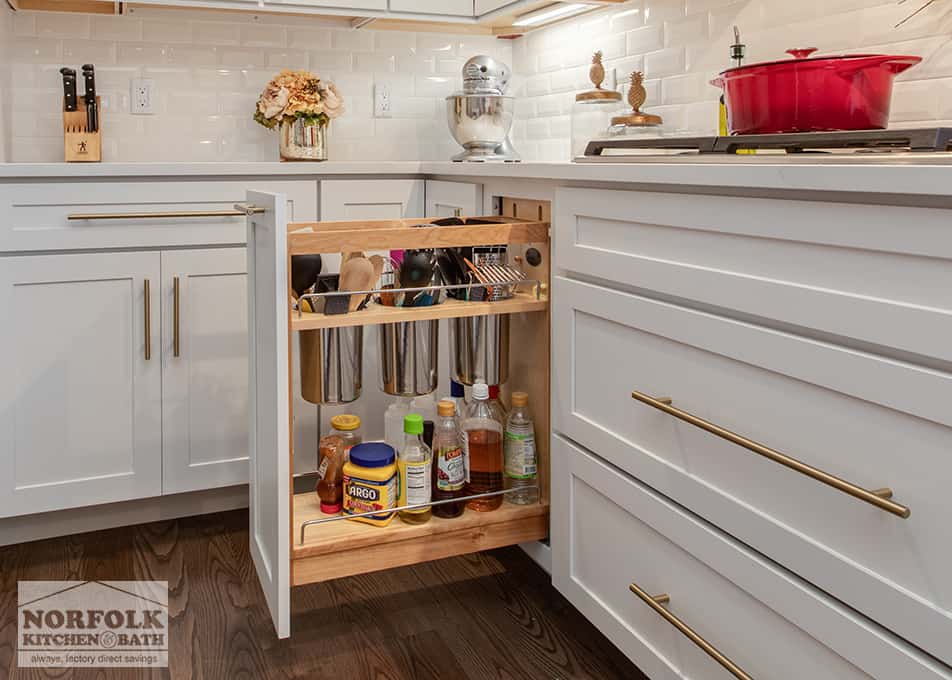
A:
[711,48,921,135]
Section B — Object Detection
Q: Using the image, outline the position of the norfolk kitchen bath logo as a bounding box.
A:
[18,581,168,668]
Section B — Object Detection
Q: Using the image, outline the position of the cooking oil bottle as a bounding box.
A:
[398,413,432,524]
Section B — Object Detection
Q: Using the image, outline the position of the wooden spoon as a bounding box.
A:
[339,256,376,313]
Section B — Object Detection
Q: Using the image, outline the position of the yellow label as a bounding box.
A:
[398,459,431,514]
[343,471,397,526]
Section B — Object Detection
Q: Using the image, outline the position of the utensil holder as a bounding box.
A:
[449,314,509,386]
[299,326,363,404]
[378,320,439,396]
[63,97,102,163]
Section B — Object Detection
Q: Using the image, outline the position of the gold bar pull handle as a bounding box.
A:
[629,582,754,680]
[631,391,910,519]
[173,276,181,358]
[143,279,152,361]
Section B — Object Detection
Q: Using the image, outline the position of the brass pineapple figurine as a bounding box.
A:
[627,71,647,113]
[589,51,606,89]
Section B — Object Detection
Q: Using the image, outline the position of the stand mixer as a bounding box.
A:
[446,56,521,162]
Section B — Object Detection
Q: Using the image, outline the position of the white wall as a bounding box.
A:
[511,0,952,160]
[6,6,511,162]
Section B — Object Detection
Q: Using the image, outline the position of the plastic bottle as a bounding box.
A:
[432,400,466,518]
[487,384,508,423]
[316,435,345,514]
[462,382,503,511]
[410,393,438,423]
[445,379,467,418]
[398,413,432,525]
[384,399,410,452]
[504,391,539,505]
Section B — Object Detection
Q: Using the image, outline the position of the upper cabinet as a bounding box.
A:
[390,0,474,16]
[475,0,515,14]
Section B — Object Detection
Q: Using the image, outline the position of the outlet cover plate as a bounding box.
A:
[131,78,155,115]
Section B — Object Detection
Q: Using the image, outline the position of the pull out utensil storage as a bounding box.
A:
[244,194,552,639]
[378,320,439,396]
[450,314,509,386]
[299,327,363,404]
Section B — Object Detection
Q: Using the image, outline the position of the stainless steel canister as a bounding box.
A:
[449,314,509,386]
[299,327,363,404]
[378,320,439,396]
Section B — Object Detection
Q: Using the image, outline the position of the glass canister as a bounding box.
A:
[330,414,362,457]
[571,51,623,159]
[607,71,665,140]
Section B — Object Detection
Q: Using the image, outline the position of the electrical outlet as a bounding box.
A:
[130,78,155,115]
[374,82,392,118]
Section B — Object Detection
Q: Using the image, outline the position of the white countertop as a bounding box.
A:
[2,156,952,197]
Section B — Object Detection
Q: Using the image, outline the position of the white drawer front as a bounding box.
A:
[553,435,952,680]
[0,179,317,252]
[554,187,952,364]
[552,275,952,664]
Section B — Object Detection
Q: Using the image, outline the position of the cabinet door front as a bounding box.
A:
[161,248,249,495]
[0,253,162,517]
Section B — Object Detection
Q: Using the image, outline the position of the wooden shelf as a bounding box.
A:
[291,492,549,586]
[291,291,548,331]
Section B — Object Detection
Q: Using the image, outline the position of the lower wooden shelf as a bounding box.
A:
[291,492,550,586]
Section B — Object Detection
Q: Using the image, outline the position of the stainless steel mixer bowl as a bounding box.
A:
[446,93,515,156]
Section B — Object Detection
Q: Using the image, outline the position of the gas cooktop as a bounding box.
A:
[577,128,952,160]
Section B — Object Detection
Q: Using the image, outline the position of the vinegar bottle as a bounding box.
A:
[504,391,538,505]
[463,382,503,511]
[398,413,432,525]
[432,400,466,518]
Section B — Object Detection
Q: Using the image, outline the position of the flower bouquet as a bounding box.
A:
[254,70,344,161]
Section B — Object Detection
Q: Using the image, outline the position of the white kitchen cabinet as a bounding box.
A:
[0,252,162,517]
[424,179,483,217]
[318,179,426,441]
[552,435,951,680]
[161,248,250,495]
[390,0,473,16]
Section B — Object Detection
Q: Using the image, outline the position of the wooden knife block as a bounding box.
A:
[63,97,101,163]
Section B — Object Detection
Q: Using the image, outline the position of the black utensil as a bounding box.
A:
[399,250,435,307]
[59,68,77,112]
[291,254,323,298]
[82,64,97,132]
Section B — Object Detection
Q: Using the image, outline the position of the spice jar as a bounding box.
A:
[330,414,362,457]
[316,435,345,514]
[571,51,623,159]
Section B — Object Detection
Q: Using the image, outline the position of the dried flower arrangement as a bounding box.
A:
[253,70,344,130]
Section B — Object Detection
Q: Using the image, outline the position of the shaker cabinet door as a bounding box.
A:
[161,248,250,495]
[424,179,483,217]
[0,252,162,517]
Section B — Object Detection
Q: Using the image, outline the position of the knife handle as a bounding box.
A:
[60,68,77,112]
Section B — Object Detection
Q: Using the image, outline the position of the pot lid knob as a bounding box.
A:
[786,47,818,59]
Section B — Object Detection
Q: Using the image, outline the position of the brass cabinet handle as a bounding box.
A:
[67,206,264,221]
[144,279,151,361]
[631,391,910,519]
[629,581,754,680]
[173,276,181,358]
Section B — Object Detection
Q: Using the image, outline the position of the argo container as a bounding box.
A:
[710,48,921,135]
[342,442,398,527]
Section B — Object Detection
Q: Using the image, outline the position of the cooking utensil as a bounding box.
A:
[711,49,921,135]
[339,256,376,313]
[59,68,77,112]
[82,64,98,133]
[290,254,322,299]
[400,250,435,306]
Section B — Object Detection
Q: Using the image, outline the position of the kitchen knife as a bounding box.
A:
[59,67,77,112]
[82,64,97,132]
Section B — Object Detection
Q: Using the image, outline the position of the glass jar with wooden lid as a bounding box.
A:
[570,51,624,159]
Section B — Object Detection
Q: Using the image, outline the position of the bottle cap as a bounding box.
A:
[437,400,456,417]
[472,382,489,400]
[404,413,424,435]
[320,501,342,514]
[511,391,528,407]
[330,414,361,431]
[349,442,395,468]
[450,380,465,398]
[488,384,500,400]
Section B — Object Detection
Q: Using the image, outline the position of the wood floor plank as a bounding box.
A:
[0,510,646,680]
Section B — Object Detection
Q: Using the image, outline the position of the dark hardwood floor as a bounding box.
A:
[0,510,647,680]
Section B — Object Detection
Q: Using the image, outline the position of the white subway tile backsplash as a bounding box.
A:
[118,43,169,65]
[193,22,241,46]
[309,49,353,73]
[142,20,192,44]
[218,48,265,68]
[12,13,35,37]
[661,72,705,103]
[63,40,117,65]
[644,46,686,76]
[627,24,664,55]
[288,28,332,50]
[414,75,453,97]
[609,5,646,34]
[241,24,286,48]
[11,37,62,63]
[91,16,143,42]
[266,50,308,69]
[332,29,374,52]
[353,52,395,72]
[36,13,89,39]
[665,12,708,46]
[167,45,218,66]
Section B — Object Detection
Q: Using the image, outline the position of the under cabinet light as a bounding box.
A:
[513,3,594,26]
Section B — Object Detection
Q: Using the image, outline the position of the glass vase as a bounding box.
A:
[279,118,328,161]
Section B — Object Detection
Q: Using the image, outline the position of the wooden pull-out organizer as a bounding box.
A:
[245,192,551,638]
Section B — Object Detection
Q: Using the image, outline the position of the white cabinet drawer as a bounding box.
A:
[553,435,952,680]
[554,187,952,364]
[552,275,952,664]
[0,179,317,252]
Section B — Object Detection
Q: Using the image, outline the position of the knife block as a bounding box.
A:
[63,97,101,163]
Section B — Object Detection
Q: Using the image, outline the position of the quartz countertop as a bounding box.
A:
[2,156,952,198]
